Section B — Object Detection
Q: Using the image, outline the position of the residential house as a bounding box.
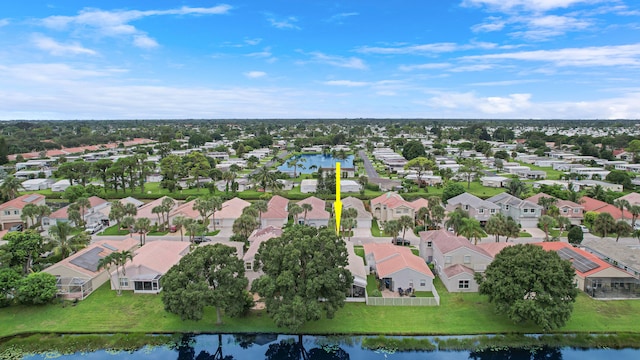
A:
[300,179,317,194]
[135,196,179,226]
[214,197,251,228]
[51,179,71,192]
[536,242,640,299]
[168,199,200,225]
[21,178,51,191]
[261,195,289,228]
[243,226,283,282]
[370,192,417,223]
[419,230,493,292]
[0,193,46,230]
[445,193,500,225]
[618,192,640,206]
[346,241,367,298]
[295,196,329,227]
[47,196,110,228]
[526,193,584,225]
[581,238,640,279]
[320,167,356,178]
[341,197,373,228]
[481,176,510,188]
[581,196,631,221]
[43,238,138,300]
[486,192,542,228]
[110,240,190,294]
[363,243,434,292]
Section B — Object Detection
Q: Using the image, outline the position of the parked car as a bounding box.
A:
[193,236,211,244]
[85,223,103,234]
[392,237,410,246]
[169,225,177,232]
[579,225,589,233]
[8,224,23,232]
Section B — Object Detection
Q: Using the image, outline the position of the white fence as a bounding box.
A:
[365,287,440,306]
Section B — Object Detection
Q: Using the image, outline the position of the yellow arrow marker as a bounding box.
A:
[335,162,342,235]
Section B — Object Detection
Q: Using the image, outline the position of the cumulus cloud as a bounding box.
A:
[428,91,532,114]
[39,5,232,48]
[244,71,267,78]
[266,14,300,29]
[326,12,359,23]
[304,52,367,70]
[399,63,452,71]
[462,0,603,13]
[32,34,98,56]
[0,19,9,27]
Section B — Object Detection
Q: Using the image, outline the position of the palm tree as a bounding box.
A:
[626,204,640,227]
[614,220,633,242]
[614,199,630,221]
[416,207,429,227]
[342,217,357,241]
[120,216,135,233]
[222,171,234,193]
[75,197,92,227]
[485,213,506,242]
[0,176,24,200]
[593,212,616,238]
[459,158,483,189]
[114,250,133,295]
[98,253,117,292]
[288,203,303,224]
[537,196,557,215]
[556,216,572,232]
[430,205,445,229]
[633,229,640,244]
[161,197,175,230]
[398,215,414,240]
[287,156,306,178]
[134,217,151,246]
[300,203,313,223]
[459,218,484,245]
[109,202,126,226]
[48,222,77,259]
[151,206,163,228]
[36,204,51,230]
[232,214,259,239]
[253,200,269,228]
[506,177,528,198]
[384,220,401,239]
[250,166,276,192]
[537,215,556,241]
[444,208,469,236]
[172,216,188,242]
[21,203,39,229]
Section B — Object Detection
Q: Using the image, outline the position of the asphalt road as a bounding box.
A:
[358,150,380,179]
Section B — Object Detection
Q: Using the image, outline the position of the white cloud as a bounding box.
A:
[326,12,359,23]
[244,71,267,78]
[511,14,593,40]
[356,41,513,55]
[472,17,507,32]
[428,91,532,114]
[266,15,300,30]
[244,38,262,46]
[323,80,370,87]
[462,0,604,13]
[305,52,367,70]
[469,79,541,86]
[40,5,232,48]
[461,43,640,67]
[0,19,9,27]
[449,64,494,72]
[31,34,98,56]
[399,63,452,71]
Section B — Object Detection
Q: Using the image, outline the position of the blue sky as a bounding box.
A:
[1,0,640,120]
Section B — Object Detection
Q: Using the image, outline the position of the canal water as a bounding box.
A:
[278,154,354,174]
[21,334,640,359]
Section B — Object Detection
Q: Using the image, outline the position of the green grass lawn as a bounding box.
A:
[414,291,434,298]
[354,246,364,259]
[4,277,640,337]
[207,230,221,236]
[99,224,130,236]
[518,231,532,238]
[366,274,381,297]
[516,161,566,180]
[147,230,169,236]
[371,219,384,237]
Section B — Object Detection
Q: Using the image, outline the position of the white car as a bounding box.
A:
[579,225,589,233]
[85,223,103,234]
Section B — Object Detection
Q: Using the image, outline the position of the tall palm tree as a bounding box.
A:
[172,216,188,242]
[98,253,117,292]
[113,250,134,295]
[614,199,630,221]
[161,197,175,230]
[232,214,259,239]
[288,203,303,224]
[75,197,91,227]
[21,203,39,229]
[627,204,640,227]
[398,215,414,240]
[134,217,151,246]
[0,175,24,200]
[109,202,126,226]
[253,200,269,228]
[301,203,313,223]
[36,204,51,231]
[120,216,135,233]
[123,203,138,217]
[384,220,401,239]
[416,207,429,227]
[537,215,556,241]
[250,166,276,192]
[614,220,633,242]
[151,206,163,228]
[286,157,306,178]
[48,222,78,259]
[459,218,484,245]
[444,208,470,236]
[342,217,357,241]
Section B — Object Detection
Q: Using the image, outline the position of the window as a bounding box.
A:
[445,256,452,264]
[119,278,129,288]
[245,262,252,271]
[562,208,568,213]
[573,208,580,213]
[420,279,426,287]
[13,210,18,215]
[427,241,432,248]
[490,209,496,214]
[464,255,471,264]
[523,208,528,213]
[478,208,484,214]
[505,205,510,210]
[3,211,9,216]
[464,205,469,210]
[458,280,470,289]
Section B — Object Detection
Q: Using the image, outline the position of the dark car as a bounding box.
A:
[8,224,23,232]
[193,236,211,244]
[392,237,410,246]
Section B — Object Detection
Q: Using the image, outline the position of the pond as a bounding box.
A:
[19,334,640,360]
[278,154,354,174]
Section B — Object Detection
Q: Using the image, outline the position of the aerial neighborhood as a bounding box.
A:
[2,119,640,332]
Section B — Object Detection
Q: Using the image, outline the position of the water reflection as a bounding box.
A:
[470,346,562,360]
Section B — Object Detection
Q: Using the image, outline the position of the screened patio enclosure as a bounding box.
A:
[585,277,640,299]
[132,274,162,294]
[56,277,93,300]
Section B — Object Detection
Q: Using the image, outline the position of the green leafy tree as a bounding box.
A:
[172,216,189,242]
[253,200,269,227]
[593,212,616,238]
[506,177,528,198]
[17,272,58,305]
[614,199,630,221]
[383,220,401,238]
[475,244,578,331]
[286,156,307,178]
[252,225,353,331]
[0,230,44,275]
[627,204,640,227]
[21,203,39,228]
[404,157,435,188]
[48,222,85,259]
[402,141,426,160]
[0,176,24,200]
[232,214,259,240]
[503,217,521,242]
[134,217,151,246]
[398,215,414,240]
[567,226,584,245]
[442,182,465,201]
[459,158,483,189]
[288,203,303,224]
[0,268,21,307]
[161,244,250,323]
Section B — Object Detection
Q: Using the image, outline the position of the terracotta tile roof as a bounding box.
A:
[169,200,200,220]
[262,195,289,220]
[476,242,515,258]
[244,226,283,262]
[217,197,250,219]
[580,196,631,220]
[409,198,430,211]
[534,242,618,277]
[48,196,109,220]
[443,264,474,278]
[341,197,372,220]
[0,193,46,211]
[420,229,492,258]
[619,192,640,206]
[44,238,138,277]
[363,243,434,279]
[525,193,583,212]
[136,196,177,221]
[296,196,329,220]
[123,240,190,277]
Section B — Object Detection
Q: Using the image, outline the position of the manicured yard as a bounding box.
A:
[413,291,434,298]
[206,230,221,236]
[518,231,532,237]
[366,274,381,297]
[99,224,130,236]
[371,219,384,237]
[3,277,640,337]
